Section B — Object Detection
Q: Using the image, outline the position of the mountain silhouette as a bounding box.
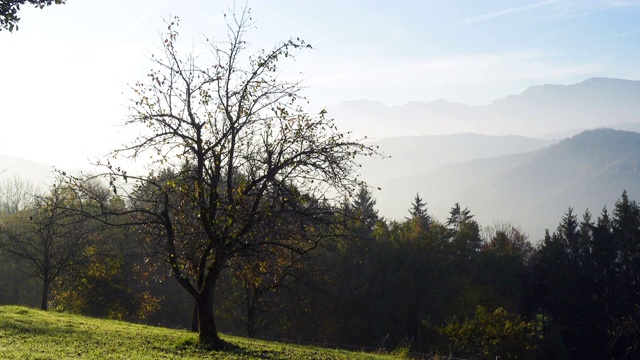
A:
[331,77,640,139]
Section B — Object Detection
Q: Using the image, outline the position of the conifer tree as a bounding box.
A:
[407,192,430,231]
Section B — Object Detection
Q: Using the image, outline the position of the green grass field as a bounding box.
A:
[0,306,401,359]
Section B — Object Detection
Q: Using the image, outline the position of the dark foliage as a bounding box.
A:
[0,0,64,31]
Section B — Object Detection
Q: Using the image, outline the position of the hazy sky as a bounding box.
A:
[1,0,640,169]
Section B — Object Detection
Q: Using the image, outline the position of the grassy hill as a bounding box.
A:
[0,306,400,360]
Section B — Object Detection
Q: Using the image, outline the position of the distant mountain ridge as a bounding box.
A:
[358,133,556,184]
[331,77,640,139]
[0,155,56,188]
[375,128,640,238]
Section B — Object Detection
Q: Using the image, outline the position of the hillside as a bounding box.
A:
[376,129,640,238]
[358,133,556,184]
[0,155,56,187]
[331,77,640,139]
[0,306,396,360]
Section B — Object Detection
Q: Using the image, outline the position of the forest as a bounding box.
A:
[1,175,640,359]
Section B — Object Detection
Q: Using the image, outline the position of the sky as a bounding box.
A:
[1,0,640,169]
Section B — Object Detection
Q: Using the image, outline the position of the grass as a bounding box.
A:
[0,306,399,359]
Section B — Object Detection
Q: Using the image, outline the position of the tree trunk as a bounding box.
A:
[246,287,257,338]
[196,294,225,349]
[41,276,50,311]
[194,263,232,350]
[191,301,199,332]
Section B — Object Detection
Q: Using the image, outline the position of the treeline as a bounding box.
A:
[1,176,639,359]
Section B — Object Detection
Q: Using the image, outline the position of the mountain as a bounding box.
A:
[0,155,56,188]
[375,129,640,239]
[331,78,640,139]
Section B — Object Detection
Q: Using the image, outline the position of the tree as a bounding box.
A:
[51,217,160,322]
[528,207,614,358]
[350,185,379,231]
[64,8,376,349]
[0,0,64,32]
[0,181,90,310]
[0,175,36,214]
[610,190,640,358]
[446,202,481,261]
[445,203,483,318]
[556,207,581,263]
[446,202,474,232]
[440,306,537,359]
[230,243,305,338]
[479,223,532,313]
[406,192,430,232]
[0,176,37,305]
[221,192,327,338]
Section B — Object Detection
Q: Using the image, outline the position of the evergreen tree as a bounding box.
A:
[406,192,430,232]
[446,203,481,257]
[610,190,640,357]
[447,202,474,231]
[589,206,619,357]
[591,207,616,315]
[556,207,580,262]
[351,186,379,231]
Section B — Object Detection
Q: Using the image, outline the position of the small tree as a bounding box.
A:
[350,185,380,232]
[446,202,474,232]
[0,181,89,310]
[406,192,430,232]
[65,7,376,349]
[51,216,160,321]
[0,175,36,214]
[441,306,537,359]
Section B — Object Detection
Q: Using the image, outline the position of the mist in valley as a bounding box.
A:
[329,77,640,239]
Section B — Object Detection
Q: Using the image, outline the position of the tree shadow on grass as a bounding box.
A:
[175,338,300,359]
[0,314,80,337]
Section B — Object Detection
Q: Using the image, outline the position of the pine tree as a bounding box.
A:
[406,192,430,231]
[446,202,474,232]
[610,190,640,357]
[351,186,379,231]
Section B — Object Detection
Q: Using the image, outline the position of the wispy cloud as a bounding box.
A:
[586,29,640,42]
[117,1,167,41]
[459,0,560,25]
[539,0,640,20]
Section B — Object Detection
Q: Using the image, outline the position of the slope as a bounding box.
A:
[358,133,556,185]
[0,306,395,360]
[377,129,640,239]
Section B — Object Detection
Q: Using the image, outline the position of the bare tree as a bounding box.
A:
[63,7,377,349]
[0,181,89,310]
[0,175,36,214]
